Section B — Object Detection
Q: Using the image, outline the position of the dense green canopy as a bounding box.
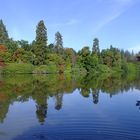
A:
[0,19,139,74]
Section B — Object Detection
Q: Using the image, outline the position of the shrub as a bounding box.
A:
[2,63,34,74]
[33,63,58,74]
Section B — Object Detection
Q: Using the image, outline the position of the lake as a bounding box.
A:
[0,73,140,140]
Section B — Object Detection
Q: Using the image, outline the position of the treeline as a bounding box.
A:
[0,19,139,74]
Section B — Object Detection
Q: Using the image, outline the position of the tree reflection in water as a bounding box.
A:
[136,101,140,110]
[0,72,140,124]
[92,89,99,104]
[54,93,63,110]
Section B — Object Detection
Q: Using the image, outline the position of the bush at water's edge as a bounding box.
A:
[0,62,139,75]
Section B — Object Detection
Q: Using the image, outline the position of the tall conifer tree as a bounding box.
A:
[54,32,63,54]
[0,19,9,45]
[92,38,100,55]
[32,20,47,65]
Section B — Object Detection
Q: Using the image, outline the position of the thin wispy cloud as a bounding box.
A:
[49,19,79,27]
[93,11,122,33]
[1,0,139,51]
[66,19,79,25]
[92,0,138,33]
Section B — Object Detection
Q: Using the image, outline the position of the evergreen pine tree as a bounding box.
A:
[54,32,63,53]
[92,38,100,55]
[0,19,9,45]
[32,20,47,65]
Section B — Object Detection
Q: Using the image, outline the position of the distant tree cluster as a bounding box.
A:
[0,19,138,73]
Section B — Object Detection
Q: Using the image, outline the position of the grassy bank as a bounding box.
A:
[0,62,139,75]
[1,63,34,74]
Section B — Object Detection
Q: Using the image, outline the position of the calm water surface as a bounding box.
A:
[0,74,140,140]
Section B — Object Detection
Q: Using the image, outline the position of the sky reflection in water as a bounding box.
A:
[0,73,140,140]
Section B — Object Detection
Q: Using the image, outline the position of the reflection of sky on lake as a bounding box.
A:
[0,87,140,140]
[0,100,38,140]
[0,73,140,140]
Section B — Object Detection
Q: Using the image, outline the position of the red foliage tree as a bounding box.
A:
[0,45,7,66]
[0,45,8,52]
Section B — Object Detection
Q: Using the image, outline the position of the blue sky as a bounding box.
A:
[0,0,140,53]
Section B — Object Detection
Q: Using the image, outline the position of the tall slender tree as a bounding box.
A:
[54,31,63,53]
[0,19,9,45]
[35,20,47,46]
[92,38,100,55]
[32,20,47,65]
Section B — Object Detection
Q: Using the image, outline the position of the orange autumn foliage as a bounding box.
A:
[0,45,8,52]
[0,45,7,66]
[0,94,9,102]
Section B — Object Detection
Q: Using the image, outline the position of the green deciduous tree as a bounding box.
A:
[47,43,55,53]
[12,48,34,63]
[64,48,77,66]
[18,40,31,51]
[101,46,121,67]
[78,46,91,72]
[78,46,100,73]
[6,38,18,53]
